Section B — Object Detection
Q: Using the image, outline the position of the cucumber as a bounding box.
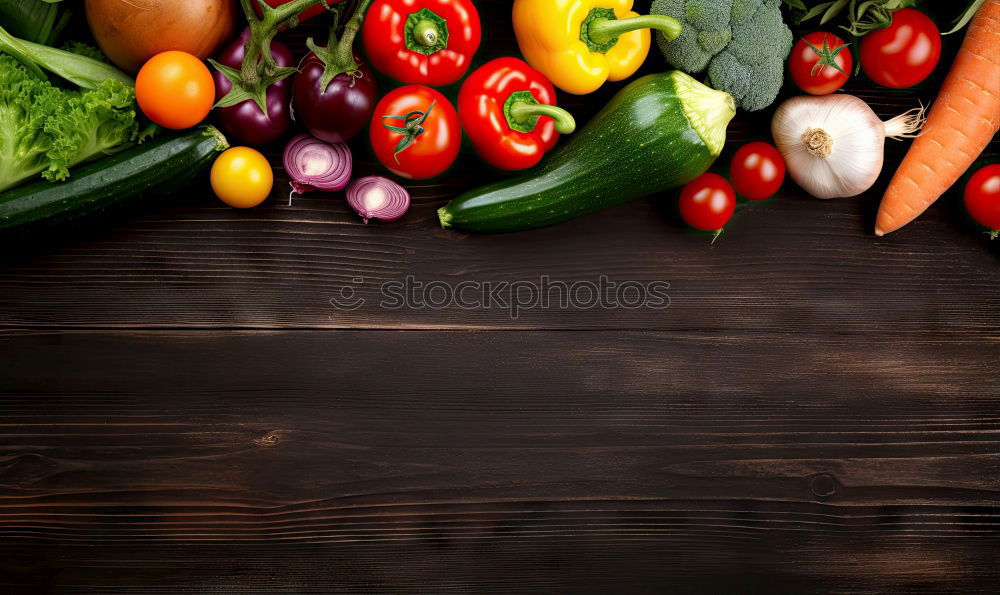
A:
[0,127,228,233]
[438,71,736,233]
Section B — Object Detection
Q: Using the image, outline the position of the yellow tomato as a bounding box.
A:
[210,147,273,209]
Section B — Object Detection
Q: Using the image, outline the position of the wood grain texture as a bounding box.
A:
[1,0,998,592]
[1,330,999,593]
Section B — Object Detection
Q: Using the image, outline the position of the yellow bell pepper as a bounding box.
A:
[513,0,682,95]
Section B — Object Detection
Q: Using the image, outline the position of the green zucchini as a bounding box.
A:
[0,126,228,233]
[438,70,736,233]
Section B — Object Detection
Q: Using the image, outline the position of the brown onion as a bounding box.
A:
[85,0,235,73]
[345,177,410,223]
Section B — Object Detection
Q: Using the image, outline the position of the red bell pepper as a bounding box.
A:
[458,57,576,171]
[361,0,481,86]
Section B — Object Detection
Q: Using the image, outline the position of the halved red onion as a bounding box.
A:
[283,134,352,195]
[345,176,411,223]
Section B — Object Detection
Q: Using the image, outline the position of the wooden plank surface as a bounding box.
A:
[1,0,998,591]
[1,190,998,333]
[1,330,999,593]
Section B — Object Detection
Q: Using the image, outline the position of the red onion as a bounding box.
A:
[282,134,352,195]
[345,176,411,223]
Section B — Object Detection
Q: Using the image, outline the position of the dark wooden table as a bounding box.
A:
[2,2,998,592]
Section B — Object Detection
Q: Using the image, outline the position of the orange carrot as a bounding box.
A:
[875,0,1000,236]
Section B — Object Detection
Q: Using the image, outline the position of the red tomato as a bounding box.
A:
[370,86,461,180]
[679,173,736,232]
[729,142,786,201]
[964,164,1000,232]
[861,9,941,89]
[789,32,852,95]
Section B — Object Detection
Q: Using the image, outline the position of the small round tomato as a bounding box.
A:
[211,147,274,209]
[789,32,852,95]
[730,142,786,201]
[370,86,461,180]
[679,173,736,232]
[964,164,1000,233]
[861,9,941,89]
[136,51,215,129]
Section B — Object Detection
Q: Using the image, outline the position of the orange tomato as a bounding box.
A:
[136,51,215,130]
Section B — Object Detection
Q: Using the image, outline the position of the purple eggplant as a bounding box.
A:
[291,0,376,144]
[214,80,291,146]
[293,53,377,144]
[219,28,296,90]
[212,32,295,146]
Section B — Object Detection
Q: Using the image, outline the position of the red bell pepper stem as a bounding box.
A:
[507,94,576,135]
[403,8,449,55]
[458,57,568,171]
[412,18,440,47]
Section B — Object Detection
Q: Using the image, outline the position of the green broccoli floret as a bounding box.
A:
[0,55,139,192]
[651,0,792,112]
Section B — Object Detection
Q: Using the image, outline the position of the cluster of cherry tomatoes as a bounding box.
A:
[788,9,942,96]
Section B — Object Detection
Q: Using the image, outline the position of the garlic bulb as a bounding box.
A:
[771,95,925,199]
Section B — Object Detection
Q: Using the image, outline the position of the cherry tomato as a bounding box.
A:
[679,173,737,232]
[136,51,215,129]
[964,164,1000,232]
[729,142,786,201]
[861,9,941,89]
[370,86,461,180]
[789,32,852,95]
[211,147,274,209]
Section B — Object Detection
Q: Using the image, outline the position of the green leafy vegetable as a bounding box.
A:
[781,0,982,36]
[783,0,921,36]
[0,0,68,46]
[60,41,112,64]
[651,0,793,112]
[0,55,140,192]
[0,23,132,89]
